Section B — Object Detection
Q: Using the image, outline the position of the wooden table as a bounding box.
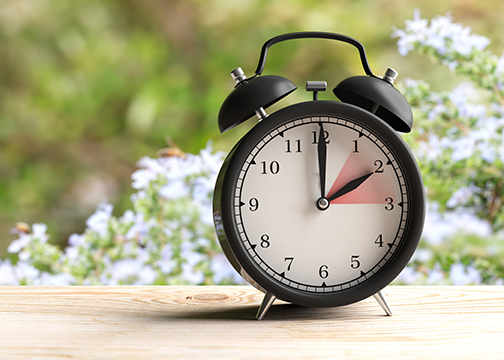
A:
[0,286,503,359]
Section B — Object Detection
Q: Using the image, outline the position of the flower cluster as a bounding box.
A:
[393,10,490,59]
[392,9,504,95]
[1,144,244,286]
[391,11,504,285]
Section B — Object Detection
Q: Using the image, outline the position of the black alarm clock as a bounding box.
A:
[213,32,425,320]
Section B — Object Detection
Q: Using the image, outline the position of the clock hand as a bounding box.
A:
[327,172,373,202]
[317,122,327,199]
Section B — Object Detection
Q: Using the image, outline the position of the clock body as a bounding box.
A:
[213,100,425,308]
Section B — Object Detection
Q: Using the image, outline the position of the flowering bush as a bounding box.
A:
[0,144,243,285]
[392,10,504,285]
[2,11,504,286]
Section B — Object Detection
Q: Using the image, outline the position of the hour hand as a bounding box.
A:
[327,172,373,202]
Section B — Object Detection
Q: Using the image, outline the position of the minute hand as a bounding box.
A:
[327,172,373,202]
[317,122,327,198]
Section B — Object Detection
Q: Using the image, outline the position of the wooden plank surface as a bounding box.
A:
[0,286,503,359]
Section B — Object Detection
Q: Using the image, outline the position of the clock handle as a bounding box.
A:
[254,31,377,78]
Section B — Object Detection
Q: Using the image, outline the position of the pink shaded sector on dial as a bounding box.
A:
[327,151,393,205]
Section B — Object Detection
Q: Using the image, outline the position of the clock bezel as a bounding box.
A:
[213,100,425,307]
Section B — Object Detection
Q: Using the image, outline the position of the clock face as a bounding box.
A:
[214,101,424,307]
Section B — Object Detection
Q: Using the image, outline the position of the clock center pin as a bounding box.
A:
[316,197,330,211]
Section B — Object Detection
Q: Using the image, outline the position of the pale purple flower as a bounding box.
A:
[422,202,492,245]
[416,133,450,162]
[396,266,422,284]
[210,253,245,284]
[136,265,157,285]
[496,54,504,76]
[426,264,446,284]
[446,185,479,208]
[124,211,150,241]
[411,249,433,263]
[449,263,482,285]
[181,242,205,284]
[450,137,476,162]
[85,203,113,237]
[157,244,175,274]
[427,102,448,121]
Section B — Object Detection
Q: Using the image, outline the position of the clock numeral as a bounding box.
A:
[311,130,330,144]
[284,257,294,271]
[353,139,359,153]
[318,265,329,279]
[375,234,384,247]
[261,161,280,175]
[374,159,384,173]
[260,234,270,248]
[249,198,259,212]
[385,197,394,211]
[285,139,302,153]
[351,255,361,269]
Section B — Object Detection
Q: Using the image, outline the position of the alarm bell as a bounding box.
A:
[333,70,413,133]
[218,68,297,133]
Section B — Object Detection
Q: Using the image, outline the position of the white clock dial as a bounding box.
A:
[235,116,408,293]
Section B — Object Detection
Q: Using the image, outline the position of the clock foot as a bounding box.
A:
[256,291,277,320]
[373,290,393,316]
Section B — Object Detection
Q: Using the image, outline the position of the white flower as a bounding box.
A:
[0,260,17,285]
[394,10,490,60]
[85,203,113,237]
[65,246,79,261]
[68,233,85,247]
[108,258,144,284]
[7,234,31,253]
[159,179,190,200]
[131,168,157,190]
[37,272,76,286]
[32,223,49,243]
[13,261,40,282]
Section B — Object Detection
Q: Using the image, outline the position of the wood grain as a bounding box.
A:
[0,286,503,359]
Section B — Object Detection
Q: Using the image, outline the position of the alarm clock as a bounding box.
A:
[213,32,425,320]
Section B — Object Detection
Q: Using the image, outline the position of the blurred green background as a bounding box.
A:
[2,0,504,256]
